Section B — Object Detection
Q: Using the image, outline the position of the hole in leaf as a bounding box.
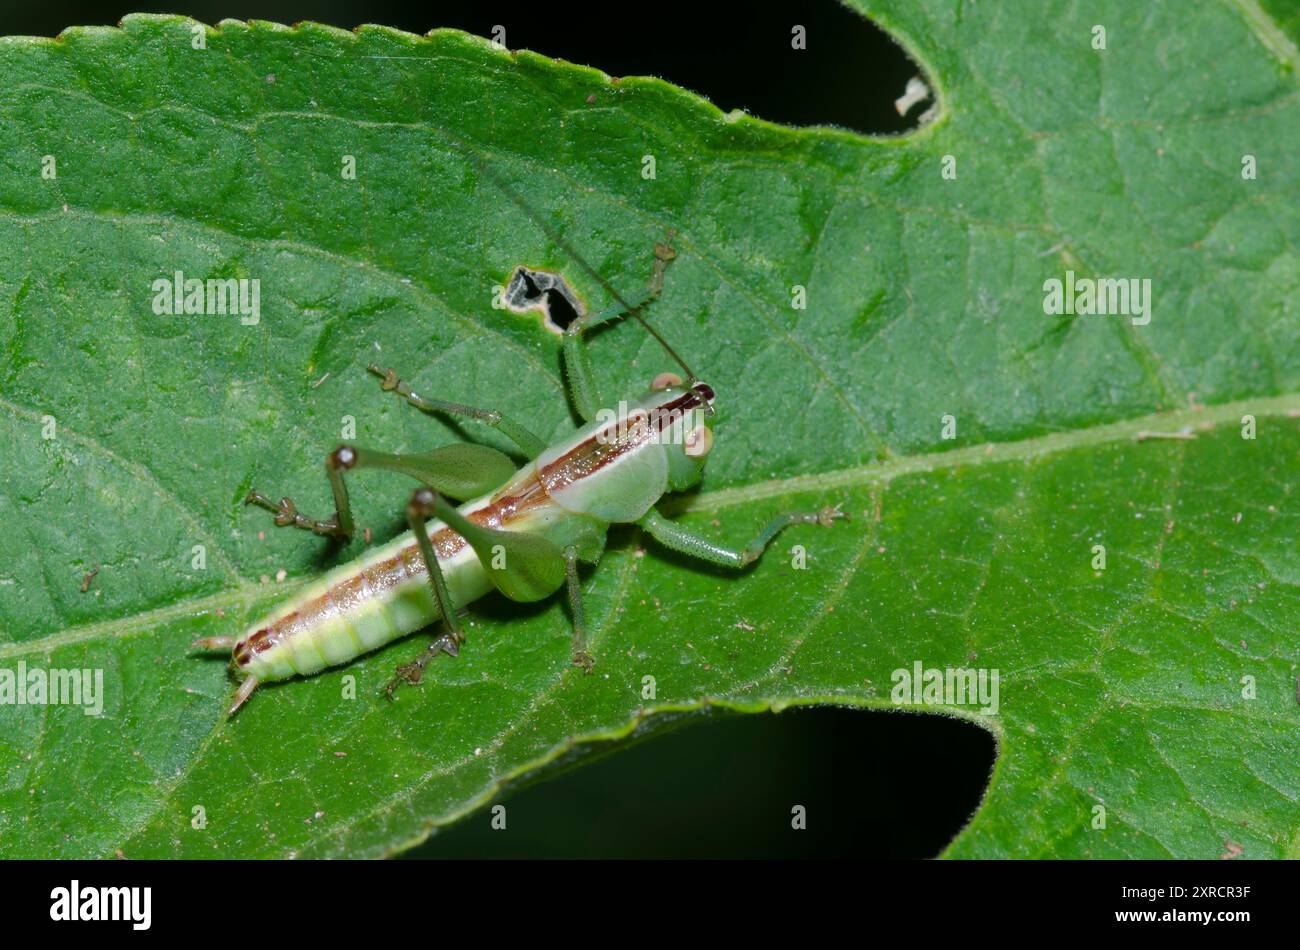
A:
[11,1,933,134]
[540,287,581,333]
[502,266,584,334]
[402,706,995,858]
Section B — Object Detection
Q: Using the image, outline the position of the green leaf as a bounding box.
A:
[1,3,1298,858]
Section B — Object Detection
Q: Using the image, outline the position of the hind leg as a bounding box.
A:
[384,488,466,699]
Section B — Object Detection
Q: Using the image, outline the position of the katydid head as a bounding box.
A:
[642,372,716,491]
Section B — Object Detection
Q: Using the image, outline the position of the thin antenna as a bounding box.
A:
[470,154,698,382]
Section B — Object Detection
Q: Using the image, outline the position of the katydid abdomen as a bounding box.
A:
[233,459,606,685]
[207,380,722,712]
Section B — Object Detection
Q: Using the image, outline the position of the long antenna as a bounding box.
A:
[470,154,698,382]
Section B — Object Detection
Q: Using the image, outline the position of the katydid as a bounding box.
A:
[192,159,846,715]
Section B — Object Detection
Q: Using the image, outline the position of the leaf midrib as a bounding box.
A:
[4,389,1294,659]
[1233,0,1300,71]
[670,391,1299,512]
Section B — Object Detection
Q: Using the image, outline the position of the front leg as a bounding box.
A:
[637,504,846,568]
[367,364,547,458]
[563,238,677,422]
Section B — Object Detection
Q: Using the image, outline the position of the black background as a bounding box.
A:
[0,0,930,134]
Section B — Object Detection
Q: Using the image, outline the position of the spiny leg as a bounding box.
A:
[385,487,466,699]
[637,504,847,569]
[245,445,357,539]
[563,237,677,422]
[367,364,546,458]
[564,545,594,673]
[384,488,568,694]
[330,441,518,503]
[245,439,519,542]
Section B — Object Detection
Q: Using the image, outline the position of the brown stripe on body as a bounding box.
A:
[235,468,557,666]
[538,388,705,491]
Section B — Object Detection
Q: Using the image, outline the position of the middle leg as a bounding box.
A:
[638,504,847,569]
[367,364,546,458]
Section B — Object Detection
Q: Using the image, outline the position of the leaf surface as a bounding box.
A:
[1,4,1298,857]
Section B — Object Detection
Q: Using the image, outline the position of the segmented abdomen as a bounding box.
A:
[233,465,560,682]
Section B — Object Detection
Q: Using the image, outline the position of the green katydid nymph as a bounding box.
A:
[192,158,846,715]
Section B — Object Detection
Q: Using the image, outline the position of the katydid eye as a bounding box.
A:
[650,372,683,391]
